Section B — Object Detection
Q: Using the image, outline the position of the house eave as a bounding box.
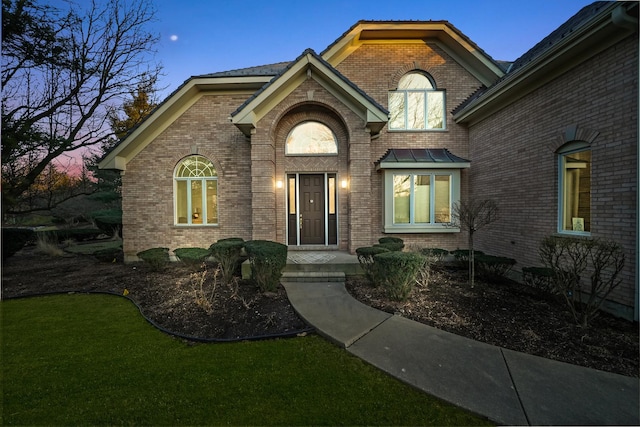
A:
[453,3,638,126]
[231,52,389,138]
[98,76,272,171]
[322,21,504,87]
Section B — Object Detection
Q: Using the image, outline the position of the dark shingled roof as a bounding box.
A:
[376,148,470,165]
[451,1,619,116]
[194,62,291,78]
[508,1,613,74]
[230,48,388,118]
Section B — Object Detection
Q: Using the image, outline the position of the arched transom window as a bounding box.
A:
[389,71,445,130]
[286,121,338,155]
[174,155,218,225]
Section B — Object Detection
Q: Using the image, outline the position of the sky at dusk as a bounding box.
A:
[151,0,596,98]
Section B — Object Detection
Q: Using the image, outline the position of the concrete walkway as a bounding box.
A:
[282,281,640,426]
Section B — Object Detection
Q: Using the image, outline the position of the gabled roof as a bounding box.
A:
[453,1,639,124]
[376,148,470,169]
[230,48,389,137]
[321,20,505,87]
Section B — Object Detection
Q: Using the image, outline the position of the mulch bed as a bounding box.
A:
[2,245,638,377]
[345,268,638,378]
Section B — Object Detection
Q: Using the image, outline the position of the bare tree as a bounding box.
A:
[1,0,161,216]
[449,199,499,287]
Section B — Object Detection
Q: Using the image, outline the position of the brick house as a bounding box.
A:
[100,1,638,320]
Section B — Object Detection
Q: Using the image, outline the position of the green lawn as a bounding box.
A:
[1,294,492,426]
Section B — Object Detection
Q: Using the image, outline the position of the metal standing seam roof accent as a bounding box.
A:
[376,148,470,165]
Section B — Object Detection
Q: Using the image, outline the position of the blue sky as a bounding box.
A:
[151,0,595,97]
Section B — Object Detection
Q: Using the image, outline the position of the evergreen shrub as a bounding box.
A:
[475,254,516,280]
[244,240,287,292]
[137,247,170,271]
[209,238,245,284]
[374,251,425,301]
[355,246,390,285]
[174,247,211,265]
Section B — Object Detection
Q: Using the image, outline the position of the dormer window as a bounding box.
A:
[389,72,445,131]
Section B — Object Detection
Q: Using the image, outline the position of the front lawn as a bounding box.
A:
[1,294,491,426]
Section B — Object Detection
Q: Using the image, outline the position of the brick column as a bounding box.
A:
[250,131,277,241]
[347,130,372,252]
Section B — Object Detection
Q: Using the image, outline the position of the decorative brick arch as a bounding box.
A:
[550,124,600,153]
[271,102,350,147]
[171,150,224,177]
[389,62,445,90]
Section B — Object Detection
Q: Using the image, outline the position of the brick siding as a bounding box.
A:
[467,35,638,315]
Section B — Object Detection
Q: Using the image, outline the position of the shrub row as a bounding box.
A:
[136,239,287,292]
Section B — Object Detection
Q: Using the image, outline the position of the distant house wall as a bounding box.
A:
[468,35,638,317]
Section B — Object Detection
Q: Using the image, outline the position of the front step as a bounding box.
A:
[281,271,346,283]
[241,250,362,281]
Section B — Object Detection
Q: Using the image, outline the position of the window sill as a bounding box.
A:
[384,225,459,234]
[174,224,219,228]
[552,231,592,239]
[388,128,448,133]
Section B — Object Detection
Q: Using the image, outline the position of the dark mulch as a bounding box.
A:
[2,246,638,378]
[345,268,639,378]
[2,246,309,341]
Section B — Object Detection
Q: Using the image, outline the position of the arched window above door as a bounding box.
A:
[285,121,338,155]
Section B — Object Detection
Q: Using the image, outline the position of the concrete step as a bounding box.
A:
[281,271,346,283]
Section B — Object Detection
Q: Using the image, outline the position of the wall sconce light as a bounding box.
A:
[276,180,283,189]
[341,179,348,189]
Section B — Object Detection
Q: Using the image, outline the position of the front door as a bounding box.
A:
[287,173,338,246]
[300,174,325,244]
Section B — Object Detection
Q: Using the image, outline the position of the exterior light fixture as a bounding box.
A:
[341,179,348,189]
[276,180,283,189]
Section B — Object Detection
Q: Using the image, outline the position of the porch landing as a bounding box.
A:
[241,250,363,281]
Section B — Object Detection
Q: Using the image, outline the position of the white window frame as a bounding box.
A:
[388,72,446,131]
[174,156,218,226]
[557,142,591,236]
[382,169,461,233]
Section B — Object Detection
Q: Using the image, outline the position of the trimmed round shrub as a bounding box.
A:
[94,247,124,263]
[451,249,484,267]
[174,247,211,265]
[2,228,35,260]
[475,254,516,280]
[419,248,449,263]
[90,209,122,236]
[137,247,170,271]
[209,239,245,284]
[244,240,287,292]
[355,246,390,284]
[374,251,425,301]
[377,237,404,251]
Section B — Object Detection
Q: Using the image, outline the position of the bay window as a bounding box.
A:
[383,169,460,233]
